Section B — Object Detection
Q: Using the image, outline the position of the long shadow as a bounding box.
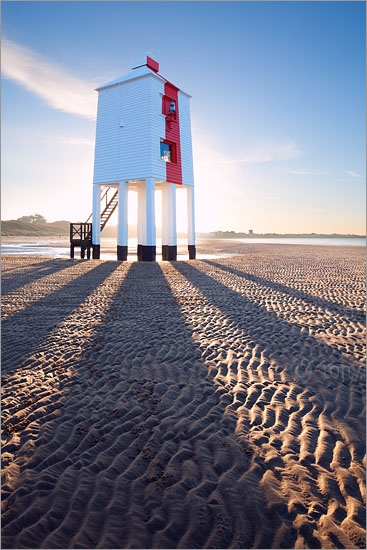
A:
[1,261,121,374]
[1,261,296,550]
[173,262,364,380]
[171,262,366,535]
[1,257,59,275]
[2,254,62,275]
[1,258,79,295]
[204,259,365,322]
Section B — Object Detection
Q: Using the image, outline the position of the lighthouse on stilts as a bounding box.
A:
[80,55,196,261]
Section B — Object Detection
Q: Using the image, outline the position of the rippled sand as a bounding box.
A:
[1,245,366,549]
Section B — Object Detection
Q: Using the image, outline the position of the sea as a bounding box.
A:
[1,238,232,261]
[2,237,365,261]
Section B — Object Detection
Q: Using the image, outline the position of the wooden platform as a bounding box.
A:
[70,223,92,259]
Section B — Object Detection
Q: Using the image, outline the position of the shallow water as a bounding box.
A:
[2,236,365,260]
[1,238,233,261]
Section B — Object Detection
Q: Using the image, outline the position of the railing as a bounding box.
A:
[70,223,92,259]
[70,222,92,243]
[71,187,118,259]
[100,190,119,230]
[85,188,110,223]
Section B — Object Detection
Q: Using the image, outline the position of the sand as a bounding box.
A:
[1,244,366,549]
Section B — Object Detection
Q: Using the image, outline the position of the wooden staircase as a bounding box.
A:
[85,188,119,230]
[71,188,119,259]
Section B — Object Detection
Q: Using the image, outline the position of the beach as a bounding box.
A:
[1,244,366,549]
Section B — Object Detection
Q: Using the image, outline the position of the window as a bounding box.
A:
[162,96,177,119]
[160,141,172,162]
[160,139,176,163]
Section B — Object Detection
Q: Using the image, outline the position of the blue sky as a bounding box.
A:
[2,1,365,234]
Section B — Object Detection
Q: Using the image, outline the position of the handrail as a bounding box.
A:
[70,222,92,242]
[100,190,119,230]
[85,188,110,223]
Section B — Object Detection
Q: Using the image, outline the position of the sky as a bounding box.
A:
[1,0,366,234]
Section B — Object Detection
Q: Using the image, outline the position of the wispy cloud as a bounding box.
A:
[287,169,364,179]
[345,170,362,178]
[2,39,97,119]
[287,169,324,176]
[197,142,301,165]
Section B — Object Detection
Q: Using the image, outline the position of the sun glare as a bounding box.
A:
[128,190,138,225]
[176,187,188,233]
[105,188,189,235]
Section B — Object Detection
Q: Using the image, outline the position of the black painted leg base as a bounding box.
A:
[137,244,142,261]
[162,245,177,261]
[117,245,128,261]
[92,244,100,259]
[188,245,196,260]
[138,245,156,261]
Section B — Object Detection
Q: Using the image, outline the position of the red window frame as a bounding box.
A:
[160,139,177,163]
[162,96,177,120]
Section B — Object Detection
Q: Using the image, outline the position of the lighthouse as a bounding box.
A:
[91,55,195,261]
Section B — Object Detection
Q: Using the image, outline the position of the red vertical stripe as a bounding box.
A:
[164,82,182,185]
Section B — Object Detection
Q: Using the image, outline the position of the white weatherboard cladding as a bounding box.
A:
[93,73,194,186]
[93,86,120,183]
[93,74,166,184]
[117,77,151,181]
[178,91,194,187]
[150,78,166,180]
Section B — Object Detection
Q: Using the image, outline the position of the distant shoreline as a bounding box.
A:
[1,219,365,239]
[2,233,366,239]
[202,233,366,239]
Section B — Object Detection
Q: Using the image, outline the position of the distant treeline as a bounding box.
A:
[2,215,71,236]
[2,215,187,238]
[1,215,123,237]
[2,214,365,239]
[206,231,365,239]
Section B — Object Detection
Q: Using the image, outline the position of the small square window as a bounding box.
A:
[162,96,177,119]
[160,141,171,162]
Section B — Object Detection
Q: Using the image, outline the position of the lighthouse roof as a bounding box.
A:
[95,55,191,97]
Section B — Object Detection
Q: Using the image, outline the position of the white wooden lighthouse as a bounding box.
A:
[91,55,196,261]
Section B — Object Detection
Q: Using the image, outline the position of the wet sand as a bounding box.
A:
[1,245,366,549]
[1,236,240,259]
